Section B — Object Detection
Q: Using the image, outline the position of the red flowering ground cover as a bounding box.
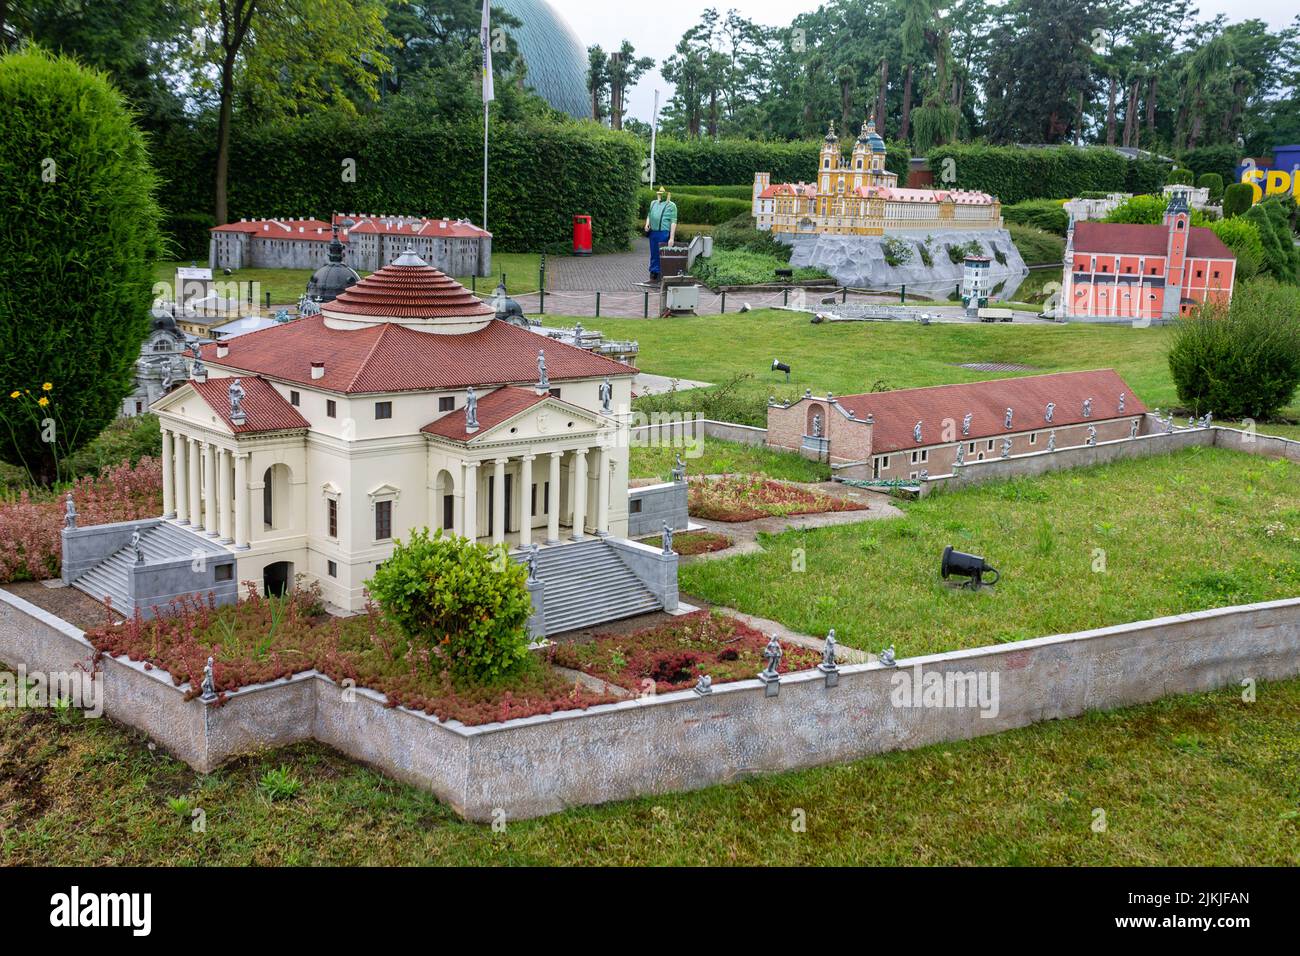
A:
[687,475,868,523]
[549,610,821,693]
[637,530,734,555]
[84,583,621,726]
[0,458,163,583]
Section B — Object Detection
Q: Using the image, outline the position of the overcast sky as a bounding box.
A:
[545,0,1298,124]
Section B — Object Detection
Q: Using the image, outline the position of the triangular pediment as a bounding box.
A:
[467,396,611,444]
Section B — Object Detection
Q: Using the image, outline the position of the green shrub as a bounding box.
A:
[1223,182,1253,219]
[927,143,1167,205]
[654,137,909,186]
[713,215,792,261]
[636,188,751,225]
[1006,224,1065,265]
[1241,197,1300,283]
[1207,217,1265,279]
[1104,194,1209,226]
[633,374,773,428]
[1180,144,1242,186]
[882,236,913,267]
[0,47,162,485]
[690,248,828,287]
[153,113,642,255]
[1197,173,1224,203]
[1002,199,1070,235]
[1167,167,1195,185]
[368,528,532,682]
[946,239,983,264]
[1168,280,1300,420]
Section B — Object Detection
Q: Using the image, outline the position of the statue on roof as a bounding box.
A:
[465,386,479,432]
[536,349,550,392]
[228,377,246,422]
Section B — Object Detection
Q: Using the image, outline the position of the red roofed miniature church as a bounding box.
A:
[66,250,677,630]
[1061,190,1236,322]
[767,370,1148,480]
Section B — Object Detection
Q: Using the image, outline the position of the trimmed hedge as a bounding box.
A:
[151,114,644,255]
[1197,173,1224,203]
[653,137,910,187]
[925,144,1168,205]
[1002,199,1070,236]
[1223,182,1253,219]
[1180,144,1241,186]
[636,188,751,225]
[664,184,754,200]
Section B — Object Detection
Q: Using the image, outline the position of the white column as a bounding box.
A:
[491,458,507,545]
[234,453,250,550]
[518,454,534,548]
[174,432,189,523]
[547,451,561,544]
[462,461,479,540]
[203,442,218,535]
[570,448,587,540]
[595,446,610,535]
[218,448,233,543]
[161,428,175,518]
[188,438,201,532]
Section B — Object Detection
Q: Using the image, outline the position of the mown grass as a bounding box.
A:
[630,437,829,483]
[599,310,1300,436]
[2,671,1296,865]
[679,446,1300,656]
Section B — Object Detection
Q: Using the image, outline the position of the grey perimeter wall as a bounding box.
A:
[3,586,1297,822]
[627,482,689,537]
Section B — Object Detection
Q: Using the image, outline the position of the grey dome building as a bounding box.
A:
[306,225,360,304]
[495,0,590,119]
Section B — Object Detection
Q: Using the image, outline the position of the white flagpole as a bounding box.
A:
[480,0,495,232]
[648,89,660,187]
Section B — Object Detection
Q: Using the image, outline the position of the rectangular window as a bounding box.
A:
[920,450,929,463]
[375,401,392,420]
[544,481,550,513]
[880,456,890,469]
[987,440,995,451]
[630,498,643,514]
[531,483,537,515]
[375,500,392,540]
[327,498,337,538]
[290,390,300,406]
[326,399,337,418]
[439,396,455,412]
[215,564,233,582]
[1030,432,1037,444]
[968,442,976,453]
[327,560,337,578]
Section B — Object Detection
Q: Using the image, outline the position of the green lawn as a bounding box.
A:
[602,310,1300,438]
[679,446,1300,656]
[152,252,542,304]
[3,671,1295,864]
[630,438,829,483]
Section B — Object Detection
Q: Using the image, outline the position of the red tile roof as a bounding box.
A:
[344,216,491,239]
[187,377,309,433]
[210,218,334,238]
[324,258,493,320]
[831,369,1146,454]
[200,315,634,394]
[1072,220,1235,260]
[421,386,548,441]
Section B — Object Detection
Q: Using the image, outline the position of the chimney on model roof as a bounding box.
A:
[216,342,229,359]
[311,361,325,380]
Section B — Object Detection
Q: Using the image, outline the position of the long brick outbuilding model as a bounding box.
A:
[767,369,1148,480]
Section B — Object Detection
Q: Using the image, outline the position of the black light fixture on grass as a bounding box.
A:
[941,546,1000,590]
[771,359,791,382]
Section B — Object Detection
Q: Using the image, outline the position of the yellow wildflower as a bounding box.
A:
[8,391,18,399]
[37,397,49,407]
[41,382,52,392]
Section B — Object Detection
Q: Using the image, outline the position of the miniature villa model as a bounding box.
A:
[209,213,492,277]
[64,251,679,633]
[752,120,1003,236]
[1061,191,1236,322]
[767,369,1147,479]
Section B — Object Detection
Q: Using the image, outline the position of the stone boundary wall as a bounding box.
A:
[3,586,1298,822]
[629,419,767,450]
[627,482,689,537]
[917,424,1300,497]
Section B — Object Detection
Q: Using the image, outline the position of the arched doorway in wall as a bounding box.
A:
[434,469,456,534]
[262,464,292,531]
[263,561,293,598]
[805,402,827,437]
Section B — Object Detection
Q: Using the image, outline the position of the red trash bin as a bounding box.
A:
[572,214,593,256]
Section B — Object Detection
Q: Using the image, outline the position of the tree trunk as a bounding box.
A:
[708,86,718,138]
[1105,75,1118,146]
[875,58,889,130]
[900,65,914,141]
[1121,80,1137,148]
[611,79,622,129]
[214,52,237,226]
[1145,74,1158,140]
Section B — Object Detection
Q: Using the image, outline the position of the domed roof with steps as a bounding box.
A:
[321,248,494,334]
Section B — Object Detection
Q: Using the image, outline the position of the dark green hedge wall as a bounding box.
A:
[151,114,643,256]
[925,144,1168,204]
[1179,145,1242,186]
[652,137,910,188]
[635,188,752,224]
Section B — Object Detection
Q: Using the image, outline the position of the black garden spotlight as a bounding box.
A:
[941,546,1000,590]
[771,359,791,383]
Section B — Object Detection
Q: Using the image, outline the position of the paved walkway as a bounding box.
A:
[545,238,652,291]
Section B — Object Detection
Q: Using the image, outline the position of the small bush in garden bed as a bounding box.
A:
[550,610,821,693]
[83,582,621,726]
[0,457,163,583]
[638,530,733,556]
[687,475,868,522]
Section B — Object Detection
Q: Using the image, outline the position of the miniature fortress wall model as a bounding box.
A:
[767,369,1147,480]
[209,213,493,277]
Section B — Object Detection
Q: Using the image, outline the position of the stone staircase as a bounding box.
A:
[70,522,221,615]
[525,538,663,635]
